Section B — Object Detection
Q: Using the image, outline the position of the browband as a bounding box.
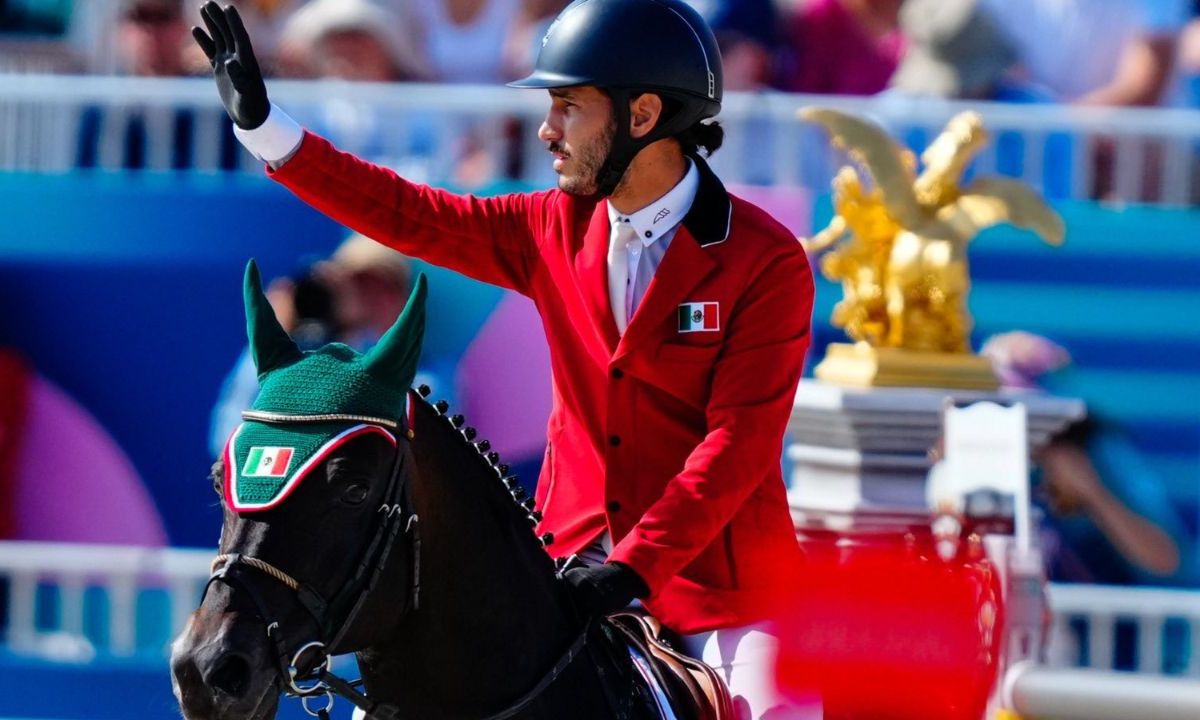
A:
[242,410,401,430]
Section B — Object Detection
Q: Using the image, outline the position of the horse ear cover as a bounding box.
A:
[226,261,427,512]
[244,259,303,379]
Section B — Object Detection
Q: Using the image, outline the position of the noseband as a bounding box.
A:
[203,410,420,719]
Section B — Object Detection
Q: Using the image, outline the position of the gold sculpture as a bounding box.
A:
[800,108,1066,389]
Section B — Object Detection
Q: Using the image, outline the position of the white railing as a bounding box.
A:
[1,74,1199,205]
[3,540,1199,679]
[0,541,212,660]
[1004,663,1200,720]
[1046,583,1200,675]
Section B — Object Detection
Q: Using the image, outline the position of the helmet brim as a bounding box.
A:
[506,70,593,90]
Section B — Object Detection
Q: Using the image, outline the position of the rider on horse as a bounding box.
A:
[193,1,814,715]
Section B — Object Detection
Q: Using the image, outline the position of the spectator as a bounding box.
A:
[115,0,188,77]
[324,234,457,416]
[980,0,1189,200]
[273,0,434,168]
[401,0,522,84]
[979,0,1187,106]
[888,0,1032,102]
[78,0,240,170]
[322,233,416,351]
[981,332,1192,587]
[277,0,430,81]
[217,0,308,75]
[782,0,906,95]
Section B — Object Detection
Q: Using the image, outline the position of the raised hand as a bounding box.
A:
[191,2,269,130]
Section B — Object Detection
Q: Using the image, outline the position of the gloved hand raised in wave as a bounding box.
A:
[191,2,269,130]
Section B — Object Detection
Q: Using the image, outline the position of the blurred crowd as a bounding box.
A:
[3,0,1200,108]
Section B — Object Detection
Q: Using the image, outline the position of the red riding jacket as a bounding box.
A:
[268,132,813,633]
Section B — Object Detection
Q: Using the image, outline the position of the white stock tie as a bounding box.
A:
[607,219,640,335]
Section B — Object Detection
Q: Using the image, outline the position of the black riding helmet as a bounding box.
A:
[508,0,724,196]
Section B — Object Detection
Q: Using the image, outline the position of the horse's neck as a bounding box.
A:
[359,402,576,716]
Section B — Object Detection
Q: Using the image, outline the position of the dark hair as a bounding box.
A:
[1056,416,1099,449]
[676,119,724,157]
[657,95,724,157]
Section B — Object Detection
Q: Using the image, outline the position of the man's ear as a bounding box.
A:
[629,93,664,140]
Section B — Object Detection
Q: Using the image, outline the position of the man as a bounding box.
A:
[785,0,906,96]
[192,1,813,715]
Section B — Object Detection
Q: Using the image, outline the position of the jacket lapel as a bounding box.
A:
[613,156,731,361]
[574,200,620,355]
[614,225,717,361]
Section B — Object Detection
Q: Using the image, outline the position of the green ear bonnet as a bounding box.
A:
[223,260,426,512]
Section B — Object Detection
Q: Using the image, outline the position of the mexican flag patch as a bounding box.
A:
[677,302,719,333]
[242,446,295,478]
[224,422,396,512]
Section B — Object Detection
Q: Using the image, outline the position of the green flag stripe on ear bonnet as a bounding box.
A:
[231,260,427,510]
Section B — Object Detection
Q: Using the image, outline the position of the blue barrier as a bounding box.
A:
[0,653,350,719]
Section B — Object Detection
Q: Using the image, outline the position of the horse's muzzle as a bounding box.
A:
[170,610,279,720]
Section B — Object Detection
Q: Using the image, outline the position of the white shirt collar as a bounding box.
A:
[606,159,699,246]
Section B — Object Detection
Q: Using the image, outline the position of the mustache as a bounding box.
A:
[547,142,568,157]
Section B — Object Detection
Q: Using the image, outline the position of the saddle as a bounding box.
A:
[605,610,735,720]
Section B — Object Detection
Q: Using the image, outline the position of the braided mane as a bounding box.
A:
[412,384,556,556]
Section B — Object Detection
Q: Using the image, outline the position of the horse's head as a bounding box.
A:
[172,261,426,720]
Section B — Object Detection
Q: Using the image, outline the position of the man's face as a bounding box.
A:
[537,87,616,196]
[119,2,186,77]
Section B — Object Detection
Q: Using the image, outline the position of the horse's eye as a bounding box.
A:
[342,483,369,505]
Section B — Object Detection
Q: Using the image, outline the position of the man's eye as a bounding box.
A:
[342,483,369,505]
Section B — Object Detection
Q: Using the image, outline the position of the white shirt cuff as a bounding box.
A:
[233,103,304,167]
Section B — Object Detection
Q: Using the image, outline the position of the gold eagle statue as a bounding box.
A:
[801,108,1066,354]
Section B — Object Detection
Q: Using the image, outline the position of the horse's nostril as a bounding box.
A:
[208,653,252,699]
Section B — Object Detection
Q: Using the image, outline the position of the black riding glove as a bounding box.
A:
[191,2,270,130]
[562,562,649,619]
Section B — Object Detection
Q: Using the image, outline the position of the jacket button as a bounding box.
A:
[609,435,621,446]
[607,500,621,513]
[611,368,624,379]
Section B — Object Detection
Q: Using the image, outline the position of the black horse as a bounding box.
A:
[170,264,658,720]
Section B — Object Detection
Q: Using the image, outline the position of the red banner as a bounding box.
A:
[777,527,1004,720]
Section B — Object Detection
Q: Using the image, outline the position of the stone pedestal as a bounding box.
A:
[787,380,1086,514]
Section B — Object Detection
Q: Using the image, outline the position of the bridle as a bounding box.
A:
[203,410,420,719]
[201,403,592,720]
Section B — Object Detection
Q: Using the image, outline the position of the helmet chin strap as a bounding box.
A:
[594,89,704,198]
